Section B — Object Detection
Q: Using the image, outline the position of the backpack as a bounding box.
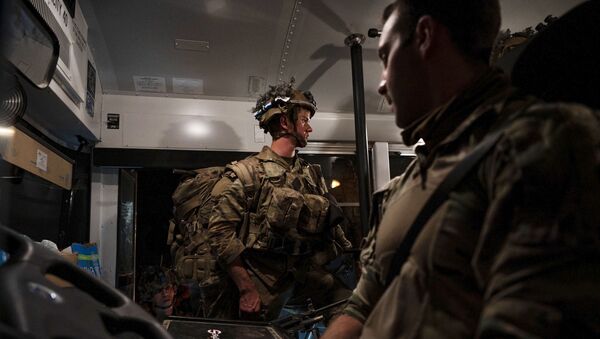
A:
[166,159,259,286]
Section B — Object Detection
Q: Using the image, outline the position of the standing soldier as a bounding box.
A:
[324,0,600,338]
[204,79,352,320]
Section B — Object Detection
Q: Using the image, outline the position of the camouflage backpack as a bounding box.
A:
[166,159,260,286]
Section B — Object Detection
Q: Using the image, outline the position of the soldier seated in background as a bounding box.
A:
[137,266,179,322]
[202,79,353,321]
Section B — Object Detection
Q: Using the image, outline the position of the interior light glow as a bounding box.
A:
[331,179,341,189]
[0,127,15,137]
[184,122,210,137]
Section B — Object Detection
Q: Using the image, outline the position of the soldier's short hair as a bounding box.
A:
[384,0,501,63]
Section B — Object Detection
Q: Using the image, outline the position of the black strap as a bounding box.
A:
[385,130,504,286]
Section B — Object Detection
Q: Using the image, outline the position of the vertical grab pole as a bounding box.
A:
[345,33,371,238]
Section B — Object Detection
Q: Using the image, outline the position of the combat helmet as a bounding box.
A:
[137,266,178,304]
[252,78,317,131]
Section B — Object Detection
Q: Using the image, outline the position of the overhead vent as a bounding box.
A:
[1,0,99,147]
[248,76,265,97]
[174,39,210,52]
[23,0,86,106]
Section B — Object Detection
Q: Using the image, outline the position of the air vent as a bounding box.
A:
[248,76,265,97]
[174,39,210,52]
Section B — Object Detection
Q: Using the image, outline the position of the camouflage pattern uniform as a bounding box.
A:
[205,145,352,320]
[343,69,600,337]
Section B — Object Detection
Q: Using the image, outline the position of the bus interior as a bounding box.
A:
[0,0,594,338]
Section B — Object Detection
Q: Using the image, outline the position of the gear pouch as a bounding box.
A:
[297,194,329,234]
[265,187,304,230]
[176,254,220,287]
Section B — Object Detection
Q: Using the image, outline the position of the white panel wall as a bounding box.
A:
[311,112,402,143]
[373,142,391,191]
[97,94,403,151]
[89,167,118,286]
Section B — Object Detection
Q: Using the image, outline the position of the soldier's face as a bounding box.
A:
[378,7,428,128]
[293,108,313,147]
[152,284,175,317]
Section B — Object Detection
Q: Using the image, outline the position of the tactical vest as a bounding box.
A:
[168,152,333,285]
[244,155,331,256]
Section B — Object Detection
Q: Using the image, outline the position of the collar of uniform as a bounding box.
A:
[401,68,511,150]
[256,145,300,169]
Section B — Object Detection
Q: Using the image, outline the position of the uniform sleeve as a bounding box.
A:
[475,105,600,337]
[342,227,385,323]
[343,177,404,323]
[207,175,248,266]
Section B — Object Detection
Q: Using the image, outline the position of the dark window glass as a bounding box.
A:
[389,153,415,178]
[301,154,362,246]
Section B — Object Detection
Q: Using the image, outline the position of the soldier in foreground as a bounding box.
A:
[204,80,352,320]
[324,1,600,338]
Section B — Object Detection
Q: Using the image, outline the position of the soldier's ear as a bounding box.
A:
[280,114,291,130]
[415,15,439,59]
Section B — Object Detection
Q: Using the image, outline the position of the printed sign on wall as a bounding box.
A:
[133,76,166,93]
[107,113,120,129]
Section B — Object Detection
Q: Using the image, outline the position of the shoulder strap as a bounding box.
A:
[384,130,504,286]
[226,157,263,245]
[228,158,258,191]
[226,157,262,211]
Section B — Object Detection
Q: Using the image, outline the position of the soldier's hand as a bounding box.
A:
[239,287,261,314]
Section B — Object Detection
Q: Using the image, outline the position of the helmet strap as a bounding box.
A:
[273,115,307,148]
[272,131,306,148]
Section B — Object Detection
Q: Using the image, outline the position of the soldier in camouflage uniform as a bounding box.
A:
[137,266,178,322]
[324,1,600,338]
[204,80,352,320]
